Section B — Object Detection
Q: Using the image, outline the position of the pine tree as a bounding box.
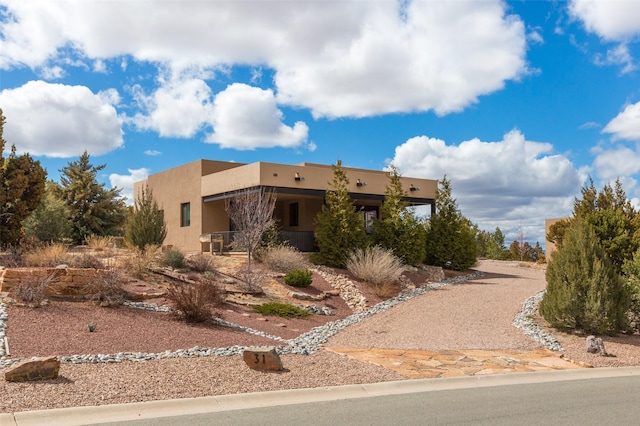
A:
[425,176,477,270]
[487,227,508,260]
[371,165,426,265]
[0,109,46,247]
[125,184,167,252]
[56,151,127,244]
[313,160,365,267]
[540,220,630,335]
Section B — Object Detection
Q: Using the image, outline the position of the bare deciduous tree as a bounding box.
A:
[225,188,277,275]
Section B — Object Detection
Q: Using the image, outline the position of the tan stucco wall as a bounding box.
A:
[138,159,437,253]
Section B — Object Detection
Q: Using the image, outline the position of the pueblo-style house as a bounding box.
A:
[134,160,437,253]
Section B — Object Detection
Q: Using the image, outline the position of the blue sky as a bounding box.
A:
[1,0,640,248]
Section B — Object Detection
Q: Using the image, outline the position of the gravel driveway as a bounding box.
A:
[327,260,546,351]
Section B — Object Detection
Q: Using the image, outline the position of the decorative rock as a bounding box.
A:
[4,356,60,382]
[586,335,608,356]
[242,347,283,371]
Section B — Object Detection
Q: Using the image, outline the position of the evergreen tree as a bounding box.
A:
[540,220,630,335]
[313,160,365,267]
[125,184,167,251]
[23,181,73,243]
[56,151,127,244]
[0,110,46,247]
[487,227,508,260]
[370,165,426,265]
[425,176,477,270]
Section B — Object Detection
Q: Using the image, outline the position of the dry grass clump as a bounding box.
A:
[187,253,215,273]
[262,245,309,273]
[84,235,113,251]
[23,243,71,267]
[346,246,406,287]
[71,253,105,269]
[11,272,57,306]
[86,269,127,306]
[118,244,161,279]
[166,275,225,323]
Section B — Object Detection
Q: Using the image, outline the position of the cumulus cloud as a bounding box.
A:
[603,102,640,141]
[109,167,150,205]
[592,145,640,181]
[275,1,527,117]
[0,80,123,157]
[129,76,213,138]
[206,83,308,150]
[389,129,583,244]
[1,1,527,119]
[569,0,640,41]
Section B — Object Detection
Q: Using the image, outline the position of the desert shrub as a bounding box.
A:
[263,245,309,273]
[163,248,185,269]
[373,281,401,299]
[166,276,225,323]
[86,269,126,306]
[12,272,57,306]
[85,235,113,251]
[187,253,215,273]
[540,220,630,335]
[71,253,104,269]
[346,246,406,286]
[253,302,311,319]
[118,244,161,279]
[284,269,313,287]
[23,243,71,267]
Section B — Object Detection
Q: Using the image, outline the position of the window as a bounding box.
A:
[289,202,299,227]
[180,202,190,227]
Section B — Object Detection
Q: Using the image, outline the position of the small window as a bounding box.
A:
[180,202,190,227]
[289,202,299,227]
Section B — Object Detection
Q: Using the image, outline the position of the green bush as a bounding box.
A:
[284,269,313,287]
[540,220,630,335]
[253,302,311,318]
[163,249,185,269]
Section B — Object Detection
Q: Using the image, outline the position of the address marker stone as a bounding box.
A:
[4,356,60,382]
[243,347,283,371]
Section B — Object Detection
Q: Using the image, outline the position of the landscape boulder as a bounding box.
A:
[242,347,283,371]
[4,356,60,382]
[586,335,608,356]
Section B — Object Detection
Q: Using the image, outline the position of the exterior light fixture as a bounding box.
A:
[294,172,304,182]
[356,179,366,187]
[409,184,420,191]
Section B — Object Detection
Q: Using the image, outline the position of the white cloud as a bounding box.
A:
[593,44,636,74]
[603,102,640,141]
[275,1,527,117]
[389,129,583,245]
[1,1,527,119]
[206,83,308,150]
[0,80,123,157]
[144,150,161,156]
[129,76,213,138]
[569,0,640,41]
[592,145,640,181]
[109,167,150,205]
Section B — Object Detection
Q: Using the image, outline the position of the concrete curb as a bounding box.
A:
[2,366,640,425]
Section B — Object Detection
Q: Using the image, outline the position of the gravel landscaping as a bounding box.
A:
[1,260,639,413]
